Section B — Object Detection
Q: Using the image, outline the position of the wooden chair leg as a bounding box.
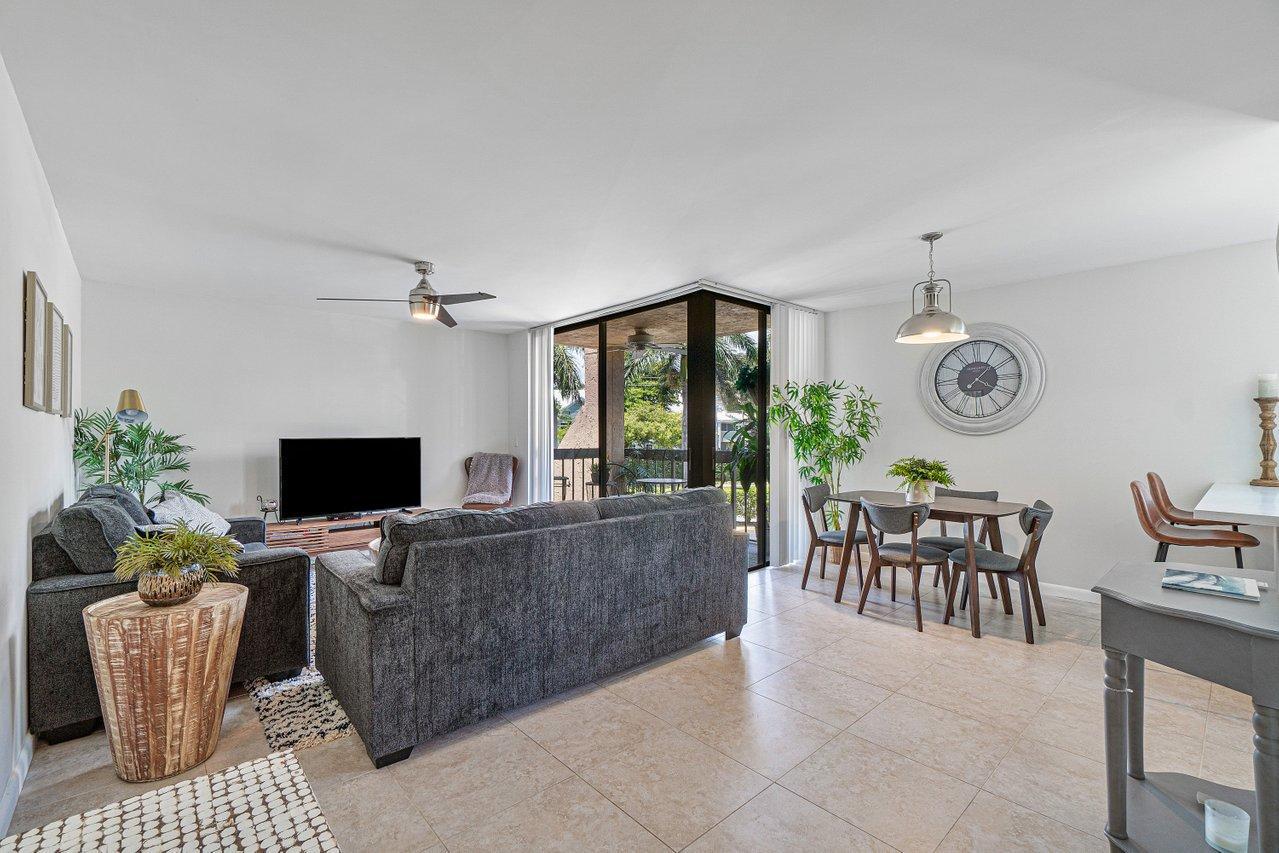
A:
[960,574,970,612]
[820,547,827,580]
[1017,574,1035,644]
[1235,547,1245,569]
[857,559,881,615]
[911,567,923,632]
[801,541,817,589]
[853,543,864,590]
[997,576,1014,615]
[932,565,943,588]
[985,573,998,599]
[1027,564,1046,626]
[890,565,897,602]
[944,562,962,624]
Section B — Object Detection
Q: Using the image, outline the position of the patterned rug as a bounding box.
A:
[245,570,352,751]
[0,752,338,852]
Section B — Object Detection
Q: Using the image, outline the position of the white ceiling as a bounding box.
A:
[3,1,1278,330]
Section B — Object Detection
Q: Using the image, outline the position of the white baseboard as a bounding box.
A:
[0,733,33,836]
[1037,581,1101,603]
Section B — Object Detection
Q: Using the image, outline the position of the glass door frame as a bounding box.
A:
[553,288,770,569]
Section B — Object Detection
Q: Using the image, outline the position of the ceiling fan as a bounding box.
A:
[316,261,495,327]
[608,328,686,355]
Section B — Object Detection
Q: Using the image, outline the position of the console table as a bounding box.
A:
[1094,560,1277,851]
[266,509,426,556]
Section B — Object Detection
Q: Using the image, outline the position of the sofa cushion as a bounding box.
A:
[152,492,231,535]
[80,484,154,525]
[374,500,599,585]
[51,499,138,574]
[592,486,725,519]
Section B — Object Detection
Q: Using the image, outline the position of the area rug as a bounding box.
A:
[245,572,352,751]
[0,751,339,852]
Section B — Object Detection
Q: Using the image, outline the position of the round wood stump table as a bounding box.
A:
[83,583,248,782]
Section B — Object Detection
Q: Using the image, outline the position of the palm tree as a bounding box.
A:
[554,345,584,403]
[622,334,758,412]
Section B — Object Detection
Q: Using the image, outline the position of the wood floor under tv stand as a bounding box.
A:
[265,509,426,556]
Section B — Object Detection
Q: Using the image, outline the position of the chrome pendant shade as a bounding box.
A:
[895,232,969,344]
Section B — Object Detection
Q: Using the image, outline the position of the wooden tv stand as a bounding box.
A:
[265,509,426,556]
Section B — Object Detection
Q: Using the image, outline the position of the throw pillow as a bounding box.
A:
[52,499,138,574]
[151,492,231,535]
[80,483,154,525]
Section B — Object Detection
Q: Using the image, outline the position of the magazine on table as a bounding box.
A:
[1160,568,1261,602]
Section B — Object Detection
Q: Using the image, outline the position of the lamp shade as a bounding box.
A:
[895,309,968,344]
[115,389,148,424]
[409,299,440,321]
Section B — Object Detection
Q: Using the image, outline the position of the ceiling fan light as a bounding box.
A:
[410,299,440,321]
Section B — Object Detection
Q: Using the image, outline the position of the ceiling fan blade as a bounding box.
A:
[435,292,496,306]
[316,297,411,302]
[435,305,458,328]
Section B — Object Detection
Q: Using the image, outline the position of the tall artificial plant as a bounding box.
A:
[768,380,881,529]
[73,409,209,507]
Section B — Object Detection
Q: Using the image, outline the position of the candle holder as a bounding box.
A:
[1251,397,1279,487]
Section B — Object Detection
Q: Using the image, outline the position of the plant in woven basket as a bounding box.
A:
[115,521,242,606]
[886,456,955,502]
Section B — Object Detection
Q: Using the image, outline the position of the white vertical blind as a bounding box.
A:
[768,305,825,567]
[525,325,555,504]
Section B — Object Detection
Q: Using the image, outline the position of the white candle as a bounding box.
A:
[1260,374,1279,399]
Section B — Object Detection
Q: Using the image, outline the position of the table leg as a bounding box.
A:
[1103,648,1129,841]
[1127,656,1144,780]
[965,515,981,638]
[1254,701,1279,851]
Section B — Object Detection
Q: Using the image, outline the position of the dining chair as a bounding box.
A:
[1147,472,1248,568]
[917,486,1000,601]
[854,501,948,632]
[1131,479,1259,564]
[801,484,868,590]
[943,500,1053,644]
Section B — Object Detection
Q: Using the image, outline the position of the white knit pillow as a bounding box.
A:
[151,492,231,536]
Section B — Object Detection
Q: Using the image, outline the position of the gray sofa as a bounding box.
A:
[28,484,312,742]
[315,487,747,767]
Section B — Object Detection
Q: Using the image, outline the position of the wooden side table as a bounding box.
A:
[1094,561,1278,850]
[83,583,248,782]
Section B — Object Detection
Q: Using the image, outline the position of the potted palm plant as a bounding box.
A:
[887,456,956,503]
[114,520,242,606]
[769,381,881,540]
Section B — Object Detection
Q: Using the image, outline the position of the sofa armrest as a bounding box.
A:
[314,550,415,765]
[226,515,266,545]
[230,545,311,682]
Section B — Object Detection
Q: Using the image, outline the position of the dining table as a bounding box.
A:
[830,489,1030,638]
[1194,481,1279,573]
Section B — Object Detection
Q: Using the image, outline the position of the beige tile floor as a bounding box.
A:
[9,563,1262,851]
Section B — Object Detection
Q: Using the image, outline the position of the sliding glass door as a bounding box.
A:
[551,290,770,569]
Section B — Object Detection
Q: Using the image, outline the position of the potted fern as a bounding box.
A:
[887,457,956,503]
[114,520,242,606]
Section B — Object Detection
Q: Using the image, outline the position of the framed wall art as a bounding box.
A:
[22,271,47,412]
[45,301,65,417]
[61,324,73,417]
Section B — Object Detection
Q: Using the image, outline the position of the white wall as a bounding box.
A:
[826,240,1279,592]
[83,282,512,516]
[0,54,81,831]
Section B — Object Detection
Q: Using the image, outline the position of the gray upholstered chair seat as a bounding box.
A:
[918,535,988,553]
[817,529,868,545]
[947,547,1021,573]
[877,542,948,564]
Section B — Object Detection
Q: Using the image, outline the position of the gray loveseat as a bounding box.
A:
[27,484,312,742]
[315,487,746,767]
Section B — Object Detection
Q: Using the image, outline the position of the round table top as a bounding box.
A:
[83,582,249,621]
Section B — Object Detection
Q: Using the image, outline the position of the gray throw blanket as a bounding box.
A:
[463,453,514,505]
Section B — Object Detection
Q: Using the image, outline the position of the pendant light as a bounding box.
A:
[895,232,969,344]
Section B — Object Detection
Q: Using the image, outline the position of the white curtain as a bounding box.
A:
[768,304,825,567]
[525,325,555,504]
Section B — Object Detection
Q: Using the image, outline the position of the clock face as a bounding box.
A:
[934,340,1023,419]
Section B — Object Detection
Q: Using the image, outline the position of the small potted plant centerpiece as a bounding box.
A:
[887,456,955,503]
[114,520,242,606]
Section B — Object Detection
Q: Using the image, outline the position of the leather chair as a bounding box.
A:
[854,501,948,632]
[800,484,868,592]
[1147,472,1248,568]
[1130,479,1258,564]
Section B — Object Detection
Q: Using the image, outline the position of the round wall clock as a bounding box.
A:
[917,322,1045,435]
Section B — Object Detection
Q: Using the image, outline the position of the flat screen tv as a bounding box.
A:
[279,437,420,520]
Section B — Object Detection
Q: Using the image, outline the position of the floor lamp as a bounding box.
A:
[97,389,149,483]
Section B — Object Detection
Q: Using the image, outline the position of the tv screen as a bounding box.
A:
[279,437,421,520]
